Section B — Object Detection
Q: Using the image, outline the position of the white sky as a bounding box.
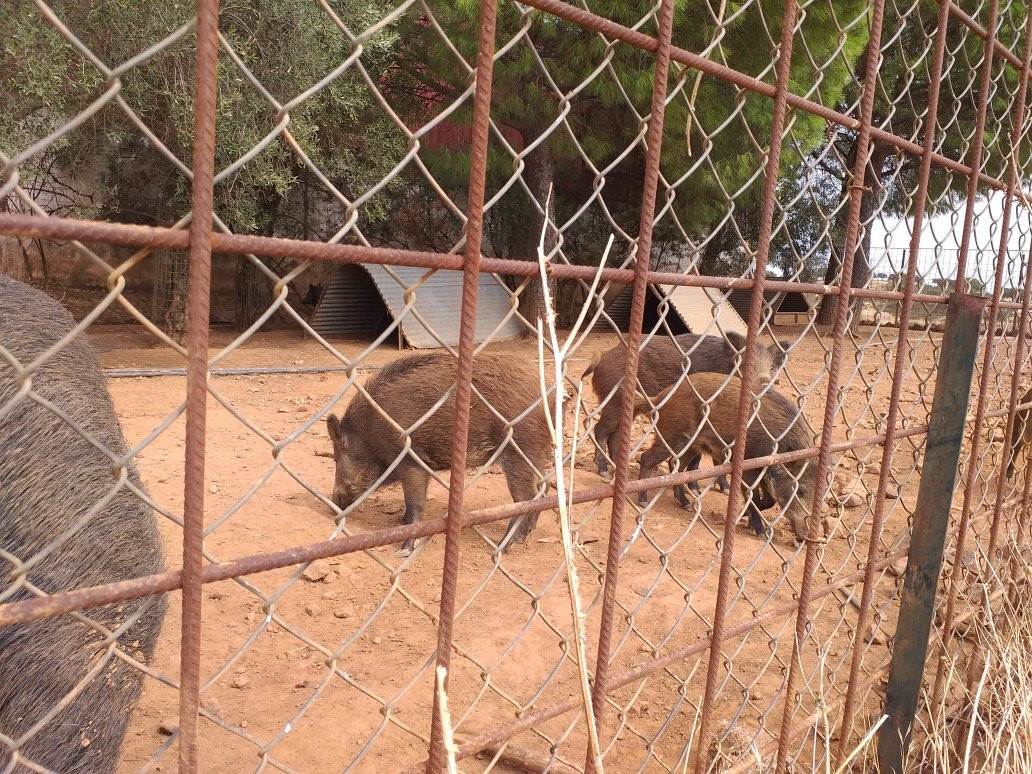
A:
[868,190,1032,290]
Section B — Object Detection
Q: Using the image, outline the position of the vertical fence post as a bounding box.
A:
[586,2,674,770]
[426,0,497,770]
[877,292,988,773]
[178,0,220,770]
[835,0,952,759]
[693,3,799,768]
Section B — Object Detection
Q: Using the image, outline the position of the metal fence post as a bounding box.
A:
[878,292,988,773]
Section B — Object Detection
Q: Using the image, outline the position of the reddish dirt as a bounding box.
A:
[89,323,1022,772]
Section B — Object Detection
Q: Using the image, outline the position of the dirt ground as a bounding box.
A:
[79,322,1024,773]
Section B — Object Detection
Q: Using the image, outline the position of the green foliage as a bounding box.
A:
[390,0,871,265]
[2,1,403,234]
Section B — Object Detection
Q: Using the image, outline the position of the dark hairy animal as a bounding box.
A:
[1006,385,1032,479]
[326,352,552,554]
[634,373,816,540]
[0,274,167,772]
[302,283,324,307]
[582,332,789,482]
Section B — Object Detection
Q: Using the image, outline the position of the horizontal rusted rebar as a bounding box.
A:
[0,421,935,628]
[948,2,1023,69]
[0,212,1008,308]
[518,0,1028,194]
[401,493,1008,774]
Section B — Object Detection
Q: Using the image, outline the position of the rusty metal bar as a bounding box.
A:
[834,0,953,760]
[932,0,1027,705]
[103,364,380,379]
[406,545,915,774]
[985,8,1032,562]
[1,211,1020,308]
[694,3,800,770]
[948,1,1022,69]
[878,293,988,773]
[773,2,888,770]
[516,0,1020,191]
[952,0,1001,289]
[4,414,1018,632]
[586,2,675,770]
[177,0,220,769]
[426,0,498,769]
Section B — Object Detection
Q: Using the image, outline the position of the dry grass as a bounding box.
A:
[846,546,1032,773]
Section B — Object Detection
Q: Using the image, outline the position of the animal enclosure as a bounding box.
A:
[4,1,1032,772]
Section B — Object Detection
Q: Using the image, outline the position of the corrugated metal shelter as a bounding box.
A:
[658,284,748,336]
[310,263,524,348]
[592,284,748,335]
[772,290,817,324]
[727,288,816,325]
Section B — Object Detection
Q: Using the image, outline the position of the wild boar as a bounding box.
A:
[326,352,552,553]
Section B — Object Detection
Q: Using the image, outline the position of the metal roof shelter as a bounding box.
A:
[658,284,748,337]
[592,283,749,336]
[727,288,817,324]
[310,263,524,348]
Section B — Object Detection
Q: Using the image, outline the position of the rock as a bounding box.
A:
[232,674,251,689]
[887,557,908,577]
[864,624,885,645]
[303,602,321,618]
[842,492,864,508]
[202,698,222,716]
[372,636,383,645]
[239,720,249,729]
[158,718,178,736]
[209,483,219,494]
[381,502,403,516]
[302,561,333,583]
[333,606,354,619]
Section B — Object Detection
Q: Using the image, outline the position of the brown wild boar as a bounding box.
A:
[1,274,167,772]
[634,373,816,540]
[326,353,552,554]
[1006,385,1032,479]
[582,331,789,481]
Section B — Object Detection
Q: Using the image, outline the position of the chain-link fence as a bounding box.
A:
[3,0,1032,771]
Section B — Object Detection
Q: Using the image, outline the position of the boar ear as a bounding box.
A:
[326,414,343,446]
[725,330,747,351]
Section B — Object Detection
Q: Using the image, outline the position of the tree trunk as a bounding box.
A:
[235,258,273,332]
[510,143,558,331]
[815,138,892,326]
[698,209,759,277]
[151,198,190,342]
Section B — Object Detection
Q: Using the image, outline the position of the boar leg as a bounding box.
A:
[498,457,542,550]
[742,468,772,537]
[637,440,673,506]
[397,463,431,556]
[593,404,620,476]
[670,451,699,509]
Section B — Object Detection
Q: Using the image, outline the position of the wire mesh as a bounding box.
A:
[3,0,1032,772]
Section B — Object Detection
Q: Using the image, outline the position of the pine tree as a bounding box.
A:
[389,1,871,321]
